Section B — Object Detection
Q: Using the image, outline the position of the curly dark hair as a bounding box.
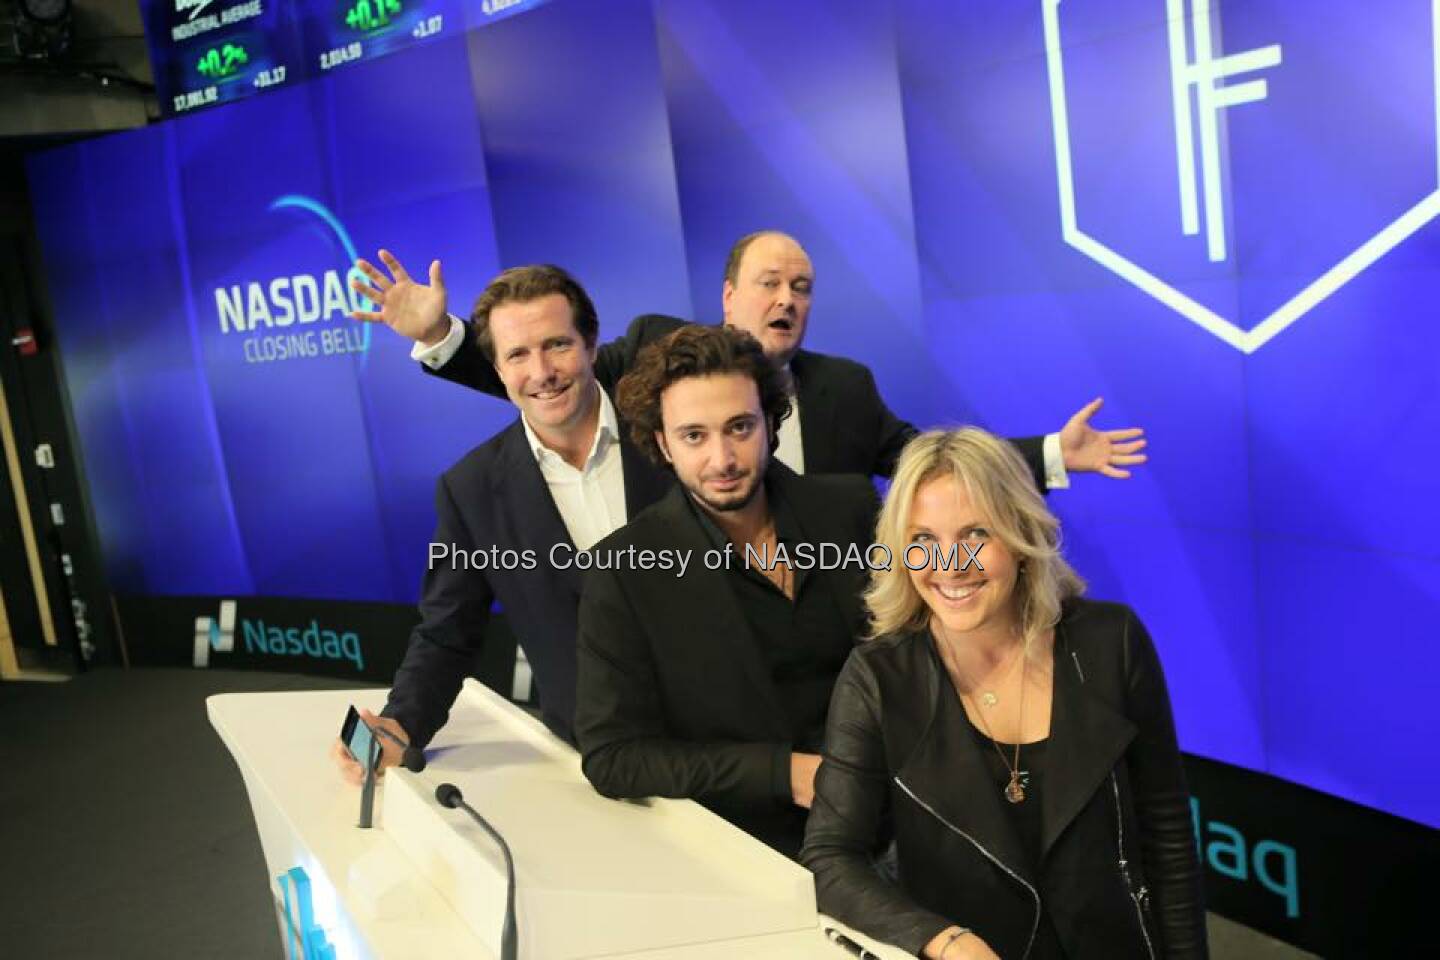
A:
[468,264,598,363]
[615,325,793,467]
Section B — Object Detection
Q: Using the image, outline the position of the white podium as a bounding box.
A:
[209,679,911,960]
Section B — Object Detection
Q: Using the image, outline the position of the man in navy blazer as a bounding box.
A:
[330,265,671,781]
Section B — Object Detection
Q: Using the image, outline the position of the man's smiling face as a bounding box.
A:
[490,292,599,435]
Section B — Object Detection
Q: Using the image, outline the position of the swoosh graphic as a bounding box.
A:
[268,194,372,368]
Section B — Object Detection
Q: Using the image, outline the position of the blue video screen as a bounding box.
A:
[30,0,1440,828]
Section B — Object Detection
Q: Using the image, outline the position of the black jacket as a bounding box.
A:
[429,313,1048,486]
[801,600,1207,959]
[573,466,878,857]
[382,412,671,746]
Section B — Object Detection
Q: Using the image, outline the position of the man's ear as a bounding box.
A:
[655,431,672,464]
[721,279,735,319]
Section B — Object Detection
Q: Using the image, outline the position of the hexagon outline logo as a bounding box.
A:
[1042,0,1440,354]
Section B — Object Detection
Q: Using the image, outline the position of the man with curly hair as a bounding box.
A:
[572,324,880,859]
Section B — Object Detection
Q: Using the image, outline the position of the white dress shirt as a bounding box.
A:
[520,384,628,552]
[775,379,805,474]
[411,314,468,369]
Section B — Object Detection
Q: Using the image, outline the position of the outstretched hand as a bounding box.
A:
[1058,397,1148,479]
[349,249,450,346]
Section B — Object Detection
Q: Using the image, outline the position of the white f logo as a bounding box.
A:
[1167,0,1282,261]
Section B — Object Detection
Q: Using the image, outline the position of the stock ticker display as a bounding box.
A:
[30,0,1440,829]
[142,0,546,114]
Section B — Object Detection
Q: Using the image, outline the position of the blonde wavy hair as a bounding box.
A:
[865,428,1084,646]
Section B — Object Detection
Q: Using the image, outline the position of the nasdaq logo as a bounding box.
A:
[1042,0,1440,353]
[193,600,236,668]
[278,866,337,960]
[211,195,372,366]
[241,617,365,671]
[1192,798,1300,919]
[192,600,366,672]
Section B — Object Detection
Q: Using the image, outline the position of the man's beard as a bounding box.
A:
[686,466,764,514]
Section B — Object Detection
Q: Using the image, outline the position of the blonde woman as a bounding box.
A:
[801,429,1205,960]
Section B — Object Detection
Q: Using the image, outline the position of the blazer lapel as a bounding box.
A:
[493,423,583,598]
[896,640,1038,886]
[618,430,671,519]
[1040,622,1137,861]
[791,351,833,474]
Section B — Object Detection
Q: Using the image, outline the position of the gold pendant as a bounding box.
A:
[981,692,998,707]
[1005,776,1026,804]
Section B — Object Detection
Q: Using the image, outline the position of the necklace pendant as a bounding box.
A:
[1005,776,1026,804]
[981,692,998,707]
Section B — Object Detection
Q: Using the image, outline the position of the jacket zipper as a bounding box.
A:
[1110,773,1157,959]
[894,777,1041,960]
[1072,642,1155,960]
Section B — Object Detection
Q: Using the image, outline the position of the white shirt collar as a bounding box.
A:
[521,382,620,468]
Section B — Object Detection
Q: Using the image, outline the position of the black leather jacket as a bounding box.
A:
[801,599,1207,959]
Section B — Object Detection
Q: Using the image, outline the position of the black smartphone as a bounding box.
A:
[339,705,381,770]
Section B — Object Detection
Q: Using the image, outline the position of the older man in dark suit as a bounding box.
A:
[350,232,1148,489]
[330,265,671,782]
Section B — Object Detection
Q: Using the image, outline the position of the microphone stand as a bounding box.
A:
[436,783,517,960]
[357,726,424,830]
[358,734,381,828]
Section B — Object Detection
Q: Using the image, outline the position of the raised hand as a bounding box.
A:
[1058,397,1148,479]
[349,249,450,346]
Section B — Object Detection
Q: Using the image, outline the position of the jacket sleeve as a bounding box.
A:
[859,364,1047,491]
[423,319,505,397]
[381,474,492,748]
[862,366,920,479]
[574,565,792,810]
[801,650,954,956]
[1122,609,1210,959]
[591,314,688,392]
[1006,435,1049,494]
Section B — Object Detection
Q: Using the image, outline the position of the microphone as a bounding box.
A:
[402,746,426,772]
[436,783,517,960]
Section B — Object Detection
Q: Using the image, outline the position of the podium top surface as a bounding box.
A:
[209,681,912,960]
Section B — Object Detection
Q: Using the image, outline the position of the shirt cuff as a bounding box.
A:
[1042,432,1070,490]
[410,314,466,369]
[772,744,795,806]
